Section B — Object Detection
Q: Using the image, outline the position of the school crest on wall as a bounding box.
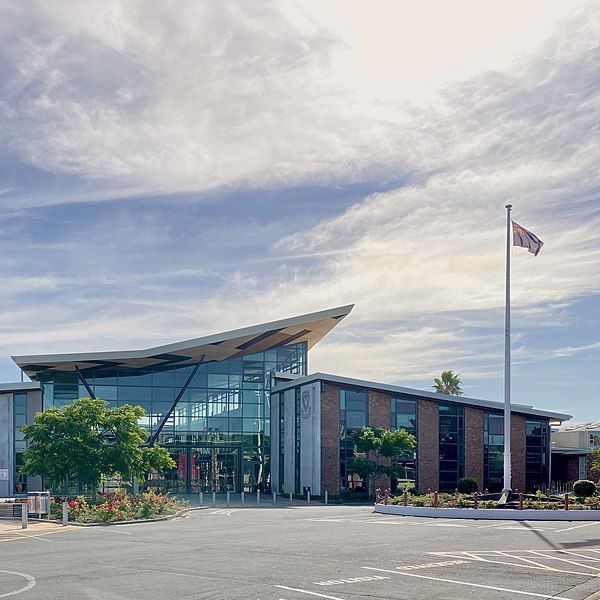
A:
[301,389,312,419]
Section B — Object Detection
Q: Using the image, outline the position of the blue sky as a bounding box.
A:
[0,0,598,422]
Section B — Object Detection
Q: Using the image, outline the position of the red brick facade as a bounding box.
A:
[464,407,484,488]
[320,383,340,494]
[511,414,526,492]
[417,400,439,493]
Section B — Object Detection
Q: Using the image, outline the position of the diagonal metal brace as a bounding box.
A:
[149,355,206,446]
[75,366,96,399]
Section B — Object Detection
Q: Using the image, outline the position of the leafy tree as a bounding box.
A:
[21,397,175,491]
[433,370,464,396]
[591,448,600,477]
[351,426,416,498]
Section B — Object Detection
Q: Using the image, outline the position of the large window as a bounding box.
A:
[339,388,368,491]
[38,342,307,493]
[13,393,27,494]
[526,419,549,492]
[390,396,417,491]
[438,404,464,492]
[484,413,504,490]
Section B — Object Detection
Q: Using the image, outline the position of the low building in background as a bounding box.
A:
[0,304,572,497]
[551,422,600,487]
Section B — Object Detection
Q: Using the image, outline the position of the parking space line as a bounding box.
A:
[527,551,600,572]
[557,550,600,563]
[556,522,600,532]
[275,585,346,599]
[362,566,577,599]
[494,552,559,571]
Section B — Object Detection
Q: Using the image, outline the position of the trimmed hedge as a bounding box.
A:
[573,480,596,498]
[456,477,478,493]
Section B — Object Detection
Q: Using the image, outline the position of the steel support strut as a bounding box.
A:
[149,355,206,446]
[75,366,96,399]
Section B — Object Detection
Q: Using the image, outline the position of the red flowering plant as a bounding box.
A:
[49,490,184,523]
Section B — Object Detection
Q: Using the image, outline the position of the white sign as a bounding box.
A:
[0,469,8,481]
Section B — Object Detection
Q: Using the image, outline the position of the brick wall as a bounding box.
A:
[417,400,439,493]
[511,414,526,492]
[464,407,484,489]
[321,383,340,495]
[368,389,392,490]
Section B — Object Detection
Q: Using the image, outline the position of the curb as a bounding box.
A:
[29,505,206,527]
[374,503,600,521]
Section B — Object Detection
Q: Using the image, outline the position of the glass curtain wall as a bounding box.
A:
[525,419,550,492]
[38,342,307,493]
[390,396,417,491]
[339,388,368,492]
[438,404,464,492]
[484,413,504,491]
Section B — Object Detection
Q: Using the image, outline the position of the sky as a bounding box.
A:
[0,0,598,422]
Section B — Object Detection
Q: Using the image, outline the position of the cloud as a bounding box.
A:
[552,341,600,357]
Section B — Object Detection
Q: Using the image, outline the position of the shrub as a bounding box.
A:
[457,477,478,494]
[573,480,596,498]
[487,478,503,493]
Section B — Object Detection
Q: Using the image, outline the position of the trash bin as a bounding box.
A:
[27,491,50,515]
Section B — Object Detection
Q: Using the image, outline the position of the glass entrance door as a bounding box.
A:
[190,447,240,493]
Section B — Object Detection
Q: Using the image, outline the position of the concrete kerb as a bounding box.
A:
[374,503,600,521]
[21,505,207,527]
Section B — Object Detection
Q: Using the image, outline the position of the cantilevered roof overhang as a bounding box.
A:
[12,305,354,379]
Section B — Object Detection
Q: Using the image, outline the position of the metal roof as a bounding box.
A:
[12,305,354,378]
[0,382,41,392]
[557,421,600,432]
[272,372,571,422]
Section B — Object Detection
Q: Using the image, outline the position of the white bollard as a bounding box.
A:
[226,491,230,507]
[307,491,311,505]
[21,503,28,529]
[289,492,292,506]
[212,492,216,508]
[272,491,276,506]
[241,491,245,507]
[325,491,328,505]
[256,490,260,506]
[62,501,68,526]
[199,491,203,507]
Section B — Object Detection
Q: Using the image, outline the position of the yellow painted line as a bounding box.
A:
[396,560,469,571]
[527,550,600,572]
[0,527,76,543]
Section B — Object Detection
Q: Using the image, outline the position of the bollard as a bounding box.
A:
[473,491,479,509]
[384,489,390,505]
[21,503,28,529]
[403,490,408,507]
[241,491,245,507]
[375,488,381,504]
[289,492,293,506]
[307,491,311,505]
[226,491,230,507]
[272,491,276,506]
[256,490,260,506]
[62,501,68,526]
[433,491,439,508]
[199,491,203,507]
[212,492,216,508]
[564,493,569,511]
[324,491,328,505]
[519,493,524,510]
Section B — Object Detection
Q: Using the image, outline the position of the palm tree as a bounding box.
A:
[433,370,464,396]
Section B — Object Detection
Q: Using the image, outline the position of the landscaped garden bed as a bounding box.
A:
[50,490,186,524]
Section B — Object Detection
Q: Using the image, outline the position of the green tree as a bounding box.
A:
[21,397,175,491]
[433,370,464,396]
[591,448,600,478]
[351,426,416,498]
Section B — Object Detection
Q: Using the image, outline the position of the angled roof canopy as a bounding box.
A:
[13,305,354,379]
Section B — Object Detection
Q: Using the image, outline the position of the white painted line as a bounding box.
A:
[494,552,559,571]
[477,522,507,528]
[275,585,346,599]
[497,527,550,531]
[362,566,577,600]
[91,527,133,535]
[527,550,600,572]
[555,522,600,532]
[0,570,37,598]
[314,575,389,586]
[557,550,600,563]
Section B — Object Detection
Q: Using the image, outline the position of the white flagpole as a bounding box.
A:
[503,204,512,493]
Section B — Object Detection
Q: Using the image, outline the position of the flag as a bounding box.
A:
[512,220,543,256]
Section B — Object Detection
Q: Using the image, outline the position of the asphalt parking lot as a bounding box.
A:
[2,504,600,599]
